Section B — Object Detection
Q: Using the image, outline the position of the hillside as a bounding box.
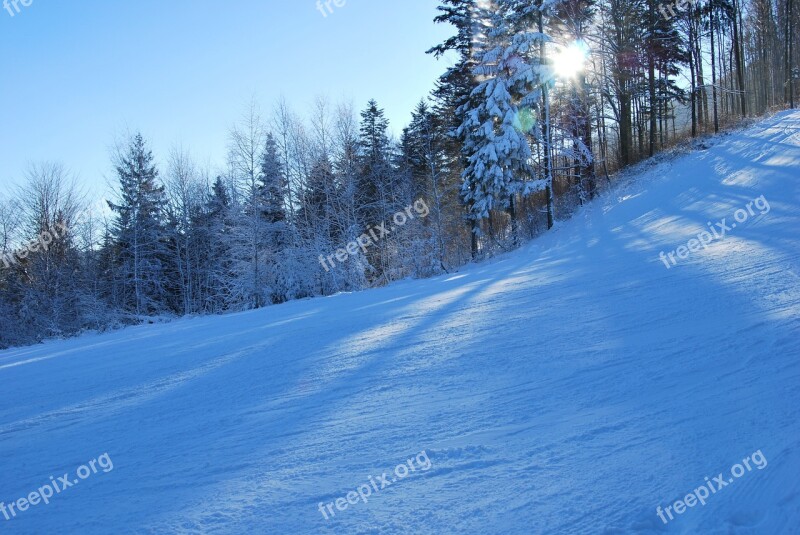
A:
[1,111,799,534]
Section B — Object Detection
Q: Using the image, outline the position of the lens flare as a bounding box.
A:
[552,41,589,79]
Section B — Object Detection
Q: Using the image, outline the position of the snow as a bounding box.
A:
[1,111,800,534]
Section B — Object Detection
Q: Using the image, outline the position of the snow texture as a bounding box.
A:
[1,111,799,534]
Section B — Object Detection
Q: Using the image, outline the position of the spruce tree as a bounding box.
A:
[259,133,288,225]
[357,100,400,281]
[108,133,169,316]
[428,0,483,257]
[457,0,549,231]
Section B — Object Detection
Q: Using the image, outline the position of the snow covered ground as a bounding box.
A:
[1,111,799,534]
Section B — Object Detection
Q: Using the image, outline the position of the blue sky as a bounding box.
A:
[0,0,455,196]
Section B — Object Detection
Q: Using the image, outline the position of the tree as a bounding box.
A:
[228,101,269,309]
[429,0,482,257]
[201,176,236,312]
[401,99,451,271]
[553,0,599,201]
[458,0,549,241]
[603,0,646,166]
[259,133,289,225]
[357,99,397,281]
[163,146,204,314]
[786,0,796,108]
[108,134,169,316]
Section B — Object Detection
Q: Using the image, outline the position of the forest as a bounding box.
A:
[0,0,796,348]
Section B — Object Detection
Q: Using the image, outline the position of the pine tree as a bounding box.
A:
[202,176,235,311]
[429,0,484,257]
[108,133,170,316]
[357,100,397,281]
[260,133,289,225]
[457,0,549,241]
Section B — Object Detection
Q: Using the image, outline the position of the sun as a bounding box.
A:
[552,41,589,79]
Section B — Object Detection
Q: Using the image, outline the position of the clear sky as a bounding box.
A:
[0,0,455,196]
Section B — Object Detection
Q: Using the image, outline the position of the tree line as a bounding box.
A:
[0,0,796,348]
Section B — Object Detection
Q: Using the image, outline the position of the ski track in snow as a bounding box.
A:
[1,111,800,534]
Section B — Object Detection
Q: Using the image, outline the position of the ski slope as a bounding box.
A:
[1,111,799,534]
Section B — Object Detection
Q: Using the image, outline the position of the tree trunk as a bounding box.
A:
[689,11,698,137]
[579,72,597,199]
[648,33,657,155]
[540,12,555,229]
[710,7,720,133]
[508,194,518,246]
[733,0,747,116]
[786,0,794,109]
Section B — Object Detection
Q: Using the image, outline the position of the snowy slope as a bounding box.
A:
[1,111,799,534]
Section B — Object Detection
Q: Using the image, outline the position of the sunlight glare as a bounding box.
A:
[553,41,589,79]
